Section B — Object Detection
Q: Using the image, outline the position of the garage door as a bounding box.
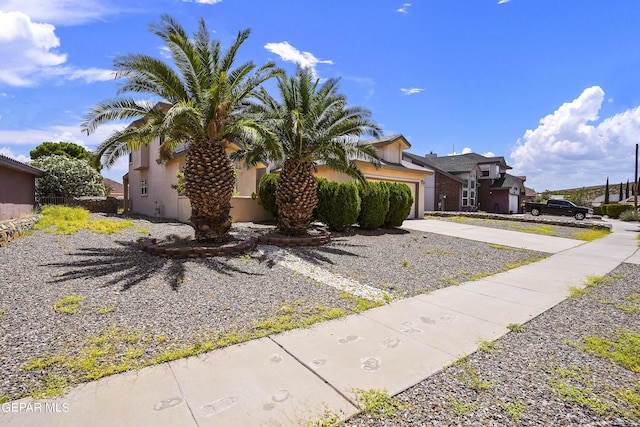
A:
[508,194,519,214]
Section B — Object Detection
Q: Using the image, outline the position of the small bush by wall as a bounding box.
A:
[358,182,390,230]
[604,203,633,218]
[384,182,414,227]
[257,173,279,218]
[316,180,360,231]
[592,205,603,216]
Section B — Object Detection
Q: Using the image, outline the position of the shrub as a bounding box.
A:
[316,180,360,231]
[384,182,414,227]
[619,208,640,222]
[592,205,603,216]
[604,204,633,219]
[257,173,279,218]
[358,182,390,230]
[31,155,105,198]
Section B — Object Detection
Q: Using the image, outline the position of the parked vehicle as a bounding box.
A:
[524,199,593,220]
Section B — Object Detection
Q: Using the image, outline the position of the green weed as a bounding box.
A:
[451,398,479,415]
[477,340,498,354]
[580,330,640,372]
[34,205,133,235]
[572,228,610,241]
[507,323,526,332]
[353,388,407,420]
[500,398,526,422]
[53,295,84,314]
[95,306,115,315]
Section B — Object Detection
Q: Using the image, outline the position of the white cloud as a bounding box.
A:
[498,0,511,4]
[182,0,223,3]
[448,147,473,156]
[264,41,333,78]
[510,86,640,190]
[0,147,29,163]
[0,11,113,86]
[400,87,424,95]
[483,151,496,157]
[0,0,113,25]
[397,3,411,14]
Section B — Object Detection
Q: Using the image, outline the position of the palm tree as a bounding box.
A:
[234,66,382,235]
[81,15,279,242]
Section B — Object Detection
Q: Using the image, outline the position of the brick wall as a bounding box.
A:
[434,172,462,211]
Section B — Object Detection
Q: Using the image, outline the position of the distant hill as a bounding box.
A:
[540,183,634,205]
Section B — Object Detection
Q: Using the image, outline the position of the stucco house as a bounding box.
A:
[125,133,433,223]
[315,134,433,219]
[404,151,526,214]
[0,154,44,220]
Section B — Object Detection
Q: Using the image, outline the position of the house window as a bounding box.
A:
[471,180,475,189]
[482,170,489,177]
[463,190,468,198]
[141,179,148,196]
[470,198,475,205]
[463,198,468,206]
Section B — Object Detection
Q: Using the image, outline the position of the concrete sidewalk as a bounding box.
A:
[2,219,638,427]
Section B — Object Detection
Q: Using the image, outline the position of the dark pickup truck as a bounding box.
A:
[524,199,593,220]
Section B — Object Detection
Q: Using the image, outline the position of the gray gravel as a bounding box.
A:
[346,262,640,426]
[0,214,547,402]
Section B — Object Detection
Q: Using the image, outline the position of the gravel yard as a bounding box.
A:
[0,214,547,403]
[347,263,640,426]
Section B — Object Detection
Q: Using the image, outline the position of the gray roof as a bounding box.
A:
[490,173,524,189]
[0,154,44,176]
[404,152,510,174]
[402,152,466,183]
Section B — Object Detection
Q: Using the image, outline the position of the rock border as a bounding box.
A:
[425,211,612,230]
[0,215,42,247]
[139,228,331,259]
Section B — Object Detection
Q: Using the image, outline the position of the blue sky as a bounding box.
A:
[1,0,640,192]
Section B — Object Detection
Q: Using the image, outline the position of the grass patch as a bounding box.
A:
[580,330,640,372]
[353,388,407,420]
[489,243,513,250]
[451,398,479,415]
[53,295,83,314]
[457,362,493,391]
[615,293,640,314]
[30,374,69,399]
[477,340,498,354]
[547,365,614,416]
[305,406,345,427]
[0,308,6,318]
[507,323,526,332]
[95,306,116,315]
[514,224,557,236]
[584,275,611,288]
[572,228,611,241]
[568,286,591,299]
[339,292,385,312]
[34,205,133,235]
[0,393,9,404]
[500,398,526,422]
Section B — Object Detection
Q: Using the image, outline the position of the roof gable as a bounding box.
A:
[0,154,44,176]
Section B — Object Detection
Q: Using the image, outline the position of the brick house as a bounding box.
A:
[403,151,526,214]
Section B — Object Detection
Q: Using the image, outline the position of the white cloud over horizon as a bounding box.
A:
[0,122,130,181]
[264,41,333,78]
[510,86,640,191]
[182,0,222,4]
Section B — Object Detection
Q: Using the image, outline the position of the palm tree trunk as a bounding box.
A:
[184,140,235,242]
[276,159,317,235]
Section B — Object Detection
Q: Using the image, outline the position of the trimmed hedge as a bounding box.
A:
[604,203,633,218]
[384,182,414,227]
[592,205,604,216]
[316,179,361,231]
[257,173,279,218]
[358,182,390,230]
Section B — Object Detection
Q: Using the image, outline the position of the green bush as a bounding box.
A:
[316,181,360,231]
[257,173,279,218]
[592,205,603,216]
[315,177,331,223]
[384,182,414,227]
[358,181,390,230]
[618,208,640,222]
[604,204,633,218]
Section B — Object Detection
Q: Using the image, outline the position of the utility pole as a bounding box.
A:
[635,144,638,211]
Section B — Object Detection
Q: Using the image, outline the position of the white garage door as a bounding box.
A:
[508,194,519,214]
